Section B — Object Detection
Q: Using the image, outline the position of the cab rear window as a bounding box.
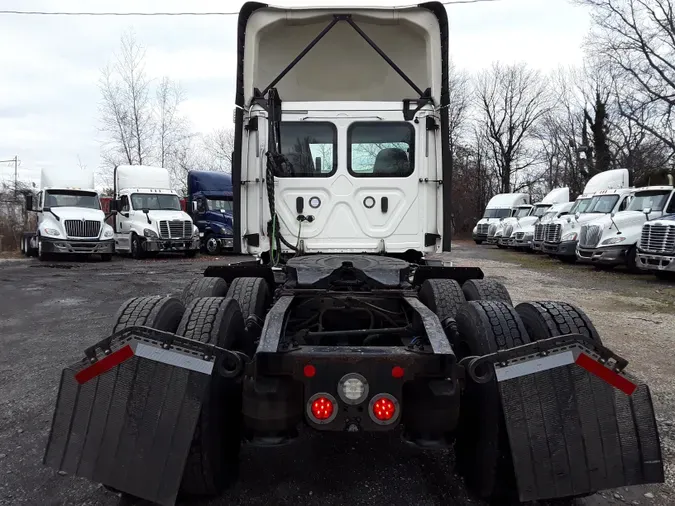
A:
[278,122,337,177]
[348,122,414,177]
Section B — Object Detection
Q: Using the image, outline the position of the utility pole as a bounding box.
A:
[0,156,19,197]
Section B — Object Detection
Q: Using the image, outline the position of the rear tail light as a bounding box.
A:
[307,393,338,424]
[369,393,400,425]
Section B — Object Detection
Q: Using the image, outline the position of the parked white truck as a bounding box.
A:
[472,193,529,244]
[21,168,114,261]
[111,165,200,259]
[490,204,533,247]
[636,213,675,280]
[506,187,570,250]
[529,202,575,252]
[541,169,631,263]
[576,186,675,270]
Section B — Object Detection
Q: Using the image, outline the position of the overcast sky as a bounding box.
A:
[0,0,591,186]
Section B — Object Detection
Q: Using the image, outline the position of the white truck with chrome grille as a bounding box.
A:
[21,168,114,261]
[577,186,675,271]
[637,212,675,279]
[110,165,200,259]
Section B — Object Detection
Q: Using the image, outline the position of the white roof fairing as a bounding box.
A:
[116,165,173,193]
[242,4,443,104]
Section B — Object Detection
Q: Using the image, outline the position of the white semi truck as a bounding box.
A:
[111,165,200,259]
[529,202,575,252]
[504,187,570,249]
[472,193,529,244]
[21,168,114,261]
[43,4,663,506]
[577,186,675,270]
[541,169,631,263]
[636,213,675,279]
[489,203,533,247]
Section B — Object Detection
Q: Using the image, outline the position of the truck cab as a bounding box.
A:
[577,186,674,270]
[112,165,200,259]
[636,203,675,279]
[21,168,114,261]
[187,170,235,255]
[473,193,529,245]
[530,202,574,251]
[489,204,533,247]
[507,187,570,249]
[541,169,631,263]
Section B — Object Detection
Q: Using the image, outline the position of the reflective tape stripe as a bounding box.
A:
[75,345,134,384]
[576,352,637,396]
[133,342,214,375]
[495,351,576,382]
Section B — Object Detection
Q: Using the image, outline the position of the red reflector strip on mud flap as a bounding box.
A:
[44,336,216,506]
[495,347,664,502]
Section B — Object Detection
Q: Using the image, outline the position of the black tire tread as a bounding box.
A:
[226,277,270,328]
[418,278,466,320]
[177,297,245,497]
[462,278,513,305]
[515,301,601,345]
[111,296,184,333]
[180,277,229,306]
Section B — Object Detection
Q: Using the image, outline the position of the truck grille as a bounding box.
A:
[534,223,545,242]
[64,220,101,238]
[545,223,562,243]
[159,220,192,239]
[488,224,498,238]
[503,224,514,239]
[579,225,602,248]
[640,224,675,254]
[477,223,490,235]
[515,232,525,240]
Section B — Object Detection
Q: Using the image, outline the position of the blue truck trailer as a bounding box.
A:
[187,170,234,254]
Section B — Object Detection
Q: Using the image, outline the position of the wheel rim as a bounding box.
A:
[206,237,218,254]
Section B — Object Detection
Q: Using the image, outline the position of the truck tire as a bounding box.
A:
[177,297,249,497]
[625,245,639,273]
[130,234,145,260]
[474,240,483,245]
[461,279,512,305]
[100,253,112,262]
[37,237,51,262]
[111,296,185,333]
[515,301,602,345]
[185,249,198,258]
[655,271,675,281]
[418,279,465,320]
[454,300,531,502]
[181,277,229,306]
[226,277,270,338]
[204,234,220,255]
[559,255,576,264]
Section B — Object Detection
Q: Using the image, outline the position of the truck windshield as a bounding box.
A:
[569,198,592,214]
[348,122,414,177]
[587,195,619,213]
[483,208,511,218]
[514,207,531,218]
[131,193,181,211]
[44,190,100,209]
[627,191,671,212]
[532,205,551,217]
[279,122,337,177]
[207,198,233,212]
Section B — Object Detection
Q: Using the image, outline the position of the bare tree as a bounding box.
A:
[582,0,675,152]
[474,62,551,192]
[156,77,188,168]
[201,128,235,172]
[448,61,472,149]
[99,29,154,169]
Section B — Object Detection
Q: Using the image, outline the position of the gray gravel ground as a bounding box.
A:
[0,242,673,506]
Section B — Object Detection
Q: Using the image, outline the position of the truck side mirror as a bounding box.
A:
[192,201,198,213]
[575,212,580,220]
[25,194,34,212]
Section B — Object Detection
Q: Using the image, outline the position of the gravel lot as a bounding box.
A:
[0,242,673,506]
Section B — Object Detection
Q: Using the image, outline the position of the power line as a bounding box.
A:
[0,0,503,16]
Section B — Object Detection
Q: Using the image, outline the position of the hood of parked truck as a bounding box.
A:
[586,211,651,245]
[47,207,105,222]
[146,210,192,223]
[476,217,507,226]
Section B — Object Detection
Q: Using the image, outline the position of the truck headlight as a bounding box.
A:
[192,226,200,237]
[103,227,114,238]
[472,226,477,234]
[524,233,533,240]
[44,228,61,237]
[562,232,578,241]
[144,228,158,238]
[601,236,626,245]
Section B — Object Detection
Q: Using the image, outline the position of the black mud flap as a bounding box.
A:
[43,327,229,506]
[495,343,664,502]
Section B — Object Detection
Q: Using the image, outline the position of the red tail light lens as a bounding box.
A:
[307,393,338,424]
[311,397,334,420]
[369,394,399,425]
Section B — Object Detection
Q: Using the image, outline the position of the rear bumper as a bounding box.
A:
[144,238,200,252]
[636,252,675,272]
[577,246,629,265]
[542,240,577,256]
[41,237,114,254]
